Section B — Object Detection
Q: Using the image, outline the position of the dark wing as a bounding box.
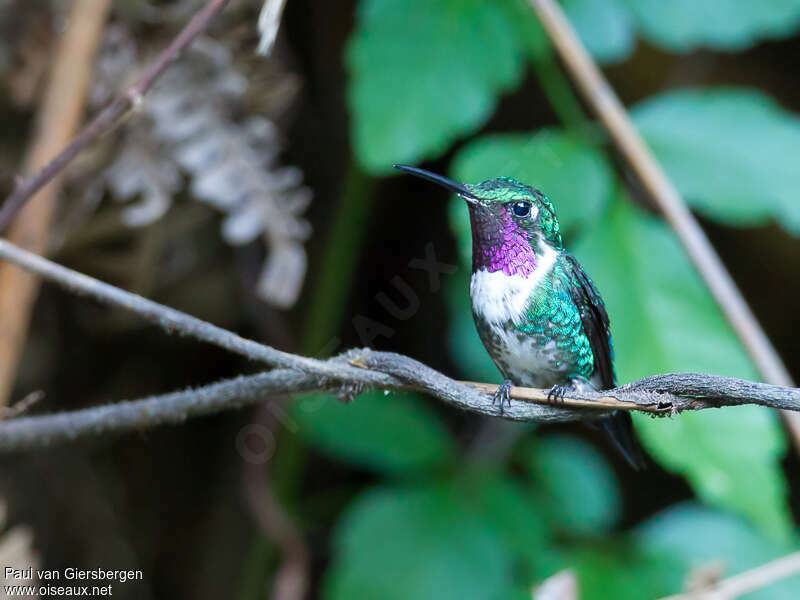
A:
[564,253,615,389]
[564,255,645,469]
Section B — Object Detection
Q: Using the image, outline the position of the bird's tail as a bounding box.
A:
[598,411,646,470]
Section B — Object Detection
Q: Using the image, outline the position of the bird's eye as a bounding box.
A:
[511,201,531,218]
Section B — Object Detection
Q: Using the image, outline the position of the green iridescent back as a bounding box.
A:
[516,255,596,380]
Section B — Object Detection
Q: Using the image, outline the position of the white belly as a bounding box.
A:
[489,326,569,387]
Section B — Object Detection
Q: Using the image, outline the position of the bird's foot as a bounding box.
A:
[492,380,513,413]
[546,384,570,407]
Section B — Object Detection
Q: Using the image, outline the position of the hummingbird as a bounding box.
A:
[395,164,644,469]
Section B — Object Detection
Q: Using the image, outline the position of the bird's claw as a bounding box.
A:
[492,380,513,413]
[547,384,569,407]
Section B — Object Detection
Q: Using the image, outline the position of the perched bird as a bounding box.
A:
[395,164,645,469]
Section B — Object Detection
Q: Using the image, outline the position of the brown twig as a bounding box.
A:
[242,401,309,600]
[0,0,233,406]
[0,238,395,385]
[0,0,230,232]
[0,390,44,420]
[528,0,800,442]
[0,0,111,406]
[660,551,800,599]
[464,381,666,413]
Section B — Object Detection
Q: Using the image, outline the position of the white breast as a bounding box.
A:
[469,242,558,326]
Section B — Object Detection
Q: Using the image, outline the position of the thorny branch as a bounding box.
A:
[0,238,798,452]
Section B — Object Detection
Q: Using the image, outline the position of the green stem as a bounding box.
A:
[240,160,374,597]
[301,163,374,355]
[237,536,274,600]
[531,53,591,138]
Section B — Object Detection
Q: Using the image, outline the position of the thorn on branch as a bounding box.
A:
[126,89,145,111]
[337,382,366,404]
[657,400,674,412]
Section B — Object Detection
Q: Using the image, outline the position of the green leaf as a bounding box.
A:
[633,88,800,232]
[620,0,800,51]
[324,482,514,600]
[564,544,680,600]
[563,0,636,63]
[522,435,622,535]
[461,470,551,571]
[504,0,634,63]
[572,196,758,381]
[572,197,789,537]
[347,0,525,173]
[636,407,790,538]
[292,391,454,474]
[500,0,551,60]
[636,503,800,599]
[451,129,615,241]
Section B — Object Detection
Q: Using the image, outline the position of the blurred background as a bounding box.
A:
[1,0,800,598]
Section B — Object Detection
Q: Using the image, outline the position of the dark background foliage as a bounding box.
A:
[1,0,800,598]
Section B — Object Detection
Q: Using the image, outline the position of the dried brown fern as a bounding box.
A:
[78,34,311,308]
